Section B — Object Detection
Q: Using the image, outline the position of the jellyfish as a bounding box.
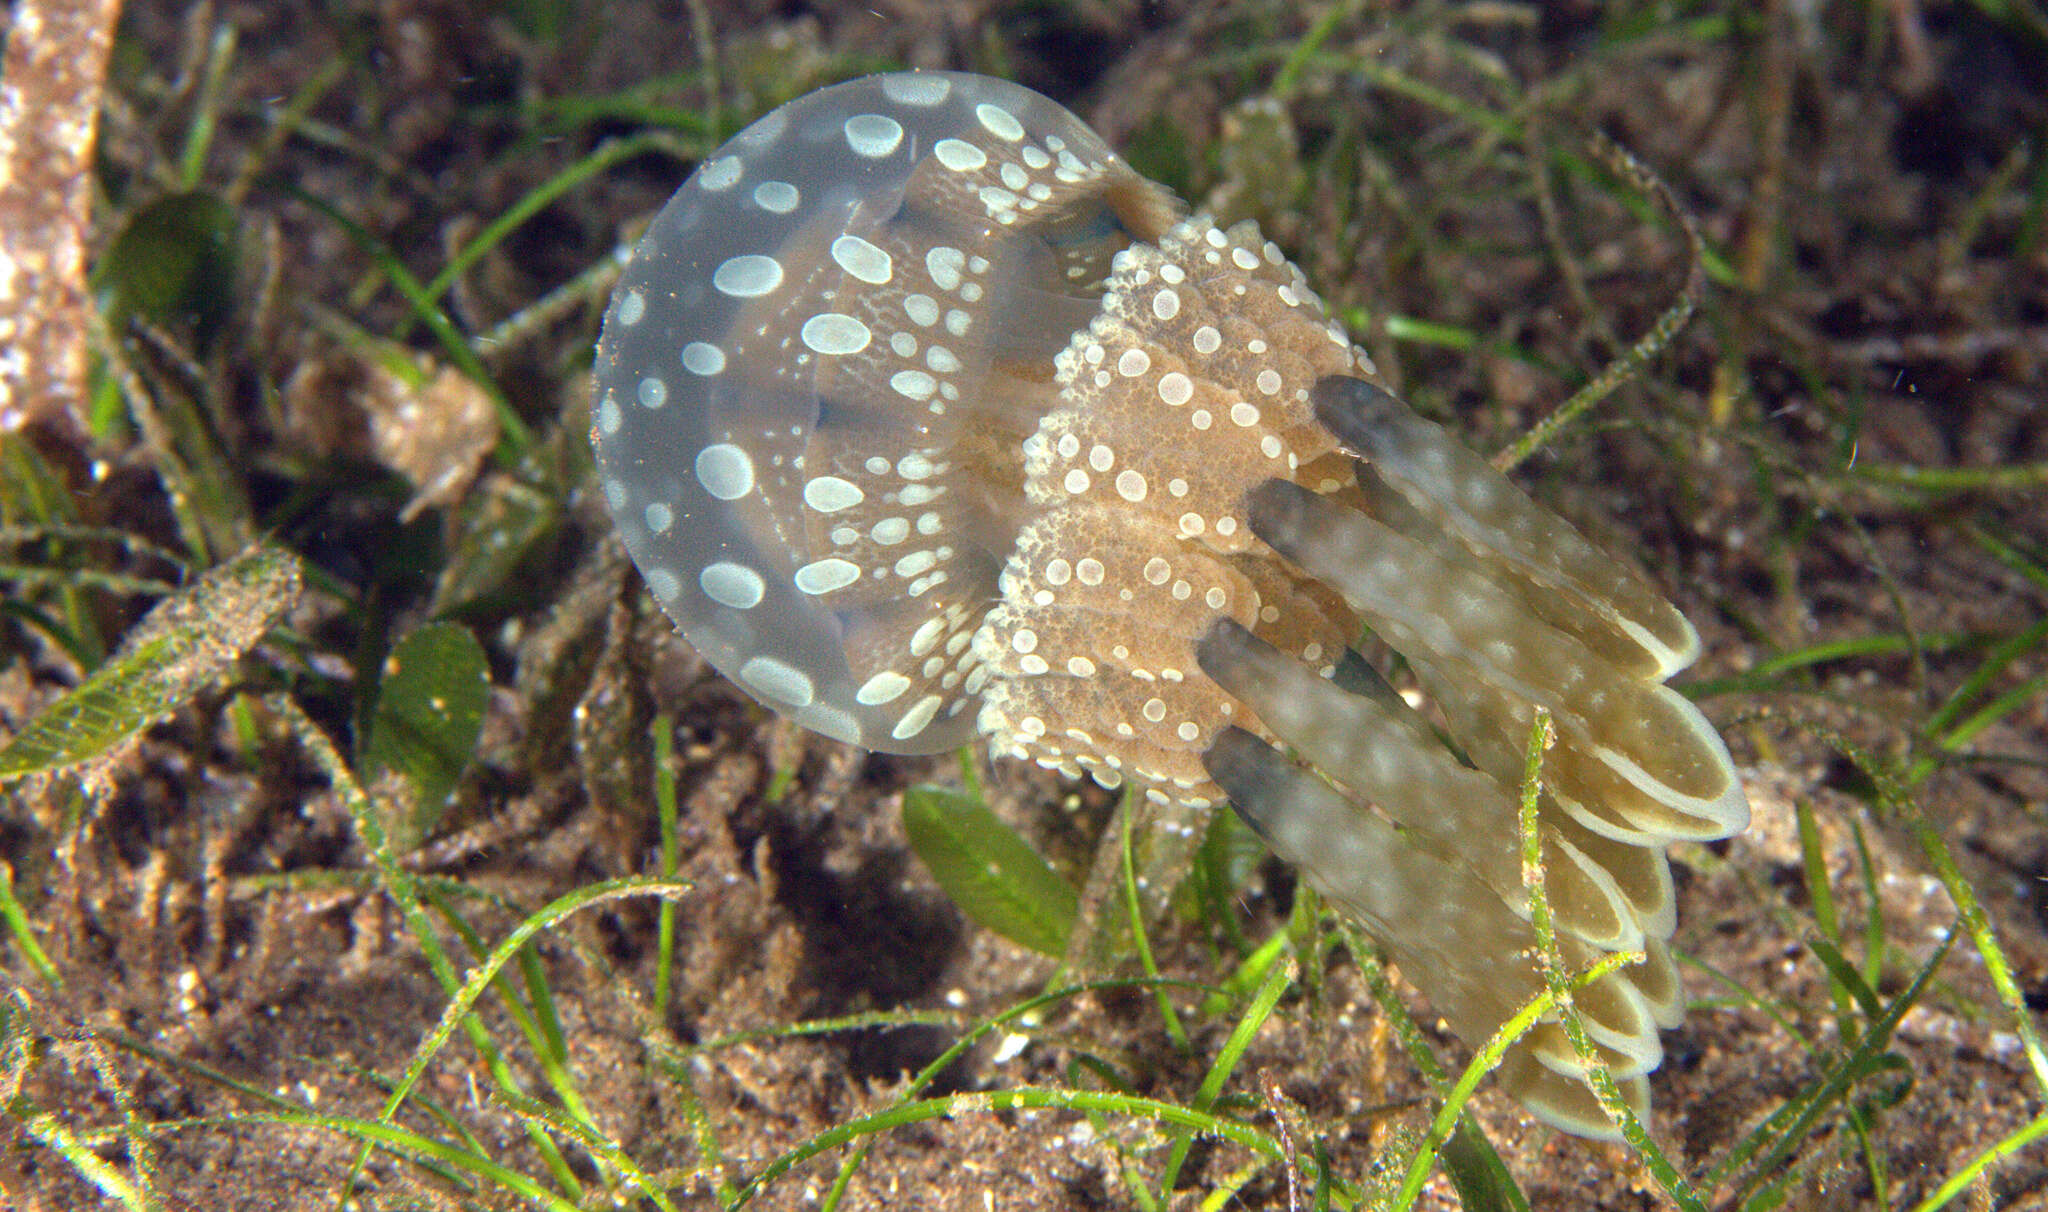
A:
[590,71,1746,1137]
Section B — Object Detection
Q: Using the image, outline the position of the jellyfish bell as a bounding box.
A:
[592,71,1182,754]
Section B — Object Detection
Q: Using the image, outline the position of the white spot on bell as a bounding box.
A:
[682,342,726,376]
[881,74,951,106]
[794,558,861,595]
[926,246,966,291]
[713,254,783,298]
[700,561,765,609]
[831,235,894,285]
[934,138,988,172]
[752,181,800,213]
[893,693,944,740]
[801,312,873,355]
[857,671,913,705]
[892,370,938,401]
[695,443,755,500]
[698,155,743,191]
[975,103,1025,141]
[844,113,904,158]
[740,656,814,707]
[803,476,865,514]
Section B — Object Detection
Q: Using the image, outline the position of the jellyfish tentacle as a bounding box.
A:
[1200,721,1666,1140]
[1311,375,1701,679]
[1246,477,1748,841]
[1196,620,1653,953]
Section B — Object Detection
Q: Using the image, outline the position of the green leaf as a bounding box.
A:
[1118,110,1196,204]
[363,622,489,846]
[93,191,242,348]
[1440,1121,1532,1212]
[1805,933,1886,1023]
[430,471,562,618]
[900,785,1078,957]
[1183,800,1269,935]
[0,545,300,783]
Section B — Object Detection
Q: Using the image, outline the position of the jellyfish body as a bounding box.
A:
[591,71,1747,1138]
